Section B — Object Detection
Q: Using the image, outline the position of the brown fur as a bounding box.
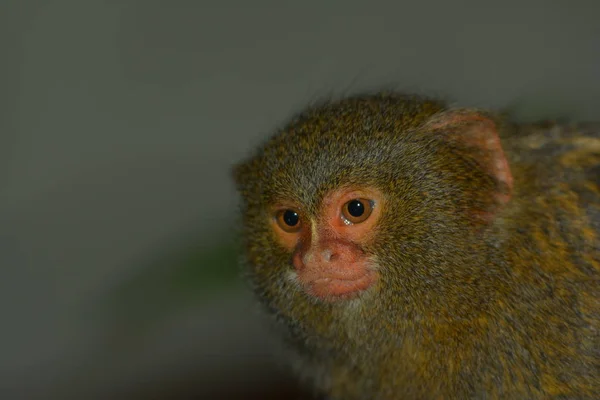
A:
[233,93,600,399]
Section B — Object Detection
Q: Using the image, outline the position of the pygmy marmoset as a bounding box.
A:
[233,92,599,399]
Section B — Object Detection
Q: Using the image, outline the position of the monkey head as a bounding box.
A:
[233,94,512,348]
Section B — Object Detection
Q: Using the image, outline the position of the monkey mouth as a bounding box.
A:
[306,270,377,300]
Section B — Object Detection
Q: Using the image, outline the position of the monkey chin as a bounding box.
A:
[305,269,378,302]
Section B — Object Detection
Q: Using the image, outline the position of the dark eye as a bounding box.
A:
[276,209,301,232]
[283,210,299,226]
[342,199,374,224]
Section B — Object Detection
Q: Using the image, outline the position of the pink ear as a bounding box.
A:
[425,110,513,207]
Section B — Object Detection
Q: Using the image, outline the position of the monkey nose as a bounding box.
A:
[299,249,337,268]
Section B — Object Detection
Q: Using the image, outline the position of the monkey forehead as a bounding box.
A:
[287,92,445,139]
[242,136,442,208]
[233,93,447,205]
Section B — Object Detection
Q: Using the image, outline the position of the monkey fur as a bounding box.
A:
[233,93,599,399]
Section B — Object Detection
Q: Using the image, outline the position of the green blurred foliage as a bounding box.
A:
[94,234,243,345]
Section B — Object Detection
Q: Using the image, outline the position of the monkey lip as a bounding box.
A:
[306,270,377,300]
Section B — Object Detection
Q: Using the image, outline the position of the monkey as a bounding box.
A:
[232,92,599,399]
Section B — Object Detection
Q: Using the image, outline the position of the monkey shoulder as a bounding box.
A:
[502,122,600,234]
[495,123,600,386]
[504,121,600,184]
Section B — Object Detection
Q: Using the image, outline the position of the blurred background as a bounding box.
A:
[2,1,599,398]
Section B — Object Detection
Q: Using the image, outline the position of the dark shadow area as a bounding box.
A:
[65,229,316,399]
[120,368,318,400]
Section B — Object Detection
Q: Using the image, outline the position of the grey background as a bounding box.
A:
[2,0,599,398]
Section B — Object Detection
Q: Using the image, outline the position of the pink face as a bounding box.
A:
[271,187,383,301]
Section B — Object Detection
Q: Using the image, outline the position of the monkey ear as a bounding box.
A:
[424,110,513,207]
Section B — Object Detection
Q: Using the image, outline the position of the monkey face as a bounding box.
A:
[233,94,509,341]
[270,186,384,302]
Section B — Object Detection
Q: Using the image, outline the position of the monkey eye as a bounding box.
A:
[275,209,302,233]
[341,198,374,225]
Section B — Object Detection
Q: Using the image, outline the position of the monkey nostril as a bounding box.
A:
[322,249,338,262]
